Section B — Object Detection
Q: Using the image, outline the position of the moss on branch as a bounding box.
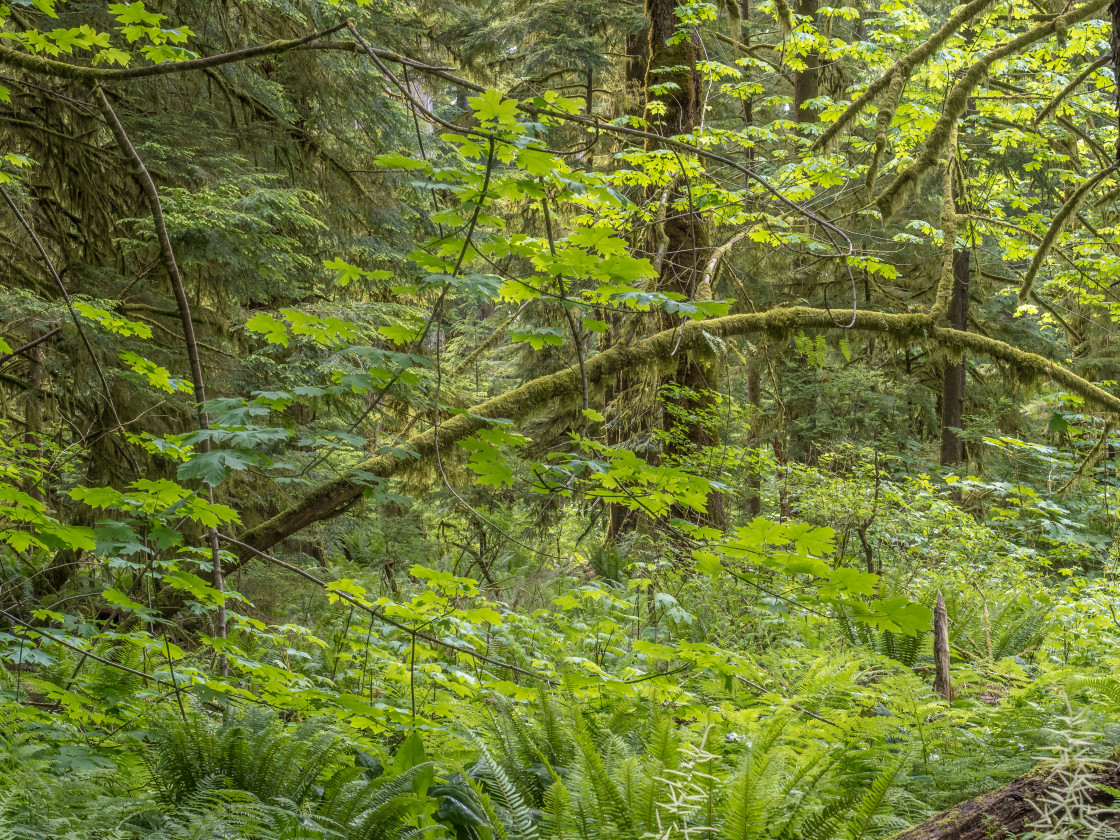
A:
[875,0,1108,222]
[813,0,994,151]
[931,131,959,322]
[236,305,1120,557]
[1017,164,1117,303]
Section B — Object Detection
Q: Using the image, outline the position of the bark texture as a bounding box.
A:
[932,590,952,700]
[939,247,969,466]
[644,0,724,530]
[792,0,820,123]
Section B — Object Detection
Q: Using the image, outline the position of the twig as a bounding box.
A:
[0,22,348,81]
[0,188,125,432]
[735,674,840,727]
[214,533,557,685]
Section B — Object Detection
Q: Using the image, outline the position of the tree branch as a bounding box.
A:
[234,306,1120,557]
[0,22,347,82]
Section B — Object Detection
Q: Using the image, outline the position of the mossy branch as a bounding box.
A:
[1033,55,1109,125]
[0,22,347,81]
[1017,163,1117,304]
[931,128,959,322]
[812,0,994,151]
[864,72,906,194]
[701,229,751,286]
[450,304,528,377]
[236,305,1120,556]
[1057,420,1114,496]
[875,0,1108,222]
[972,214,1087,279]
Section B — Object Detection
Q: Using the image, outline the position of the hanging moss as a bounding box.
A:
[237,304,1120,557]
[1057,420,1115,495]
[772,0,795,36]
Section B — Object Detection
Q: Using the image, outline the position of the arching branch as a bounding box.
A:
[1033,55,1109,125]
[1017,163,1118,303]
[235,306,1120,557]
[812,0,995,151]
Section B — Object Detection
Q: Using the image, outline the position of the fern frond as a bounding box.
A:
[474,740,540,840]
[841,754,907,840]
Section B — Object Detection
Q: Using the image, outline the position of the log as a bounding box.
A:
[891,761,1120,839]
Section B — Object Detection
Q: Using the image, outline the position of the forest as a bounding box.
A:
[3,0,1120,836]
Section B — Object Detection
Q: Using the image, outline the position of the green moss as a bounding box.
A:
[1018,164,1117,303]
[813,0,995,151]
[875,0,1108,222]
[238,302,1120,558]
[864,73,907,194]
[931,142,959,322]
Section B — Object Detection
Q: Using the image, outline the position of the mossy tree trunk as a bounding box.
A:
[939,247,969,466]
[939,7,973,468]
[606,19,653,543]
[745,360,763,518]
[644,0,725,530]
[890,761,1120,839]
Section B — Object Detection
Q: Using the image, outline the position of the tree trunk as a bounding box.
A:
[792,0,820,124]
[625,26,649,116]
[774,434,792,521]
[606,24,653,544]
[932,590,952,701]
[745,362,762,518]
[645,0,725,530]
[24,342,44,503]
[940,3,973,468]
[644,0,700,141]
[939,223,969,467]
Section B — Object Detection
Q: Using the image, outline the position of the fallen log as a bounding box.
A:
[891,760,1120,839]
